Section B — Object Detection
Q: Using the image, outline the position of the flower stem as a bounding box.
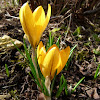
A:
[44,76,51,100]
[32,48,41,91]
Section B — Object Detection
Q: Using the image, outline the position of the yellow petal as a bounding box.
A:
[32,6,46,46]
[19,2,30,41]
[33,4,51,47]
[47,44,59,53]
[19,2,35,47]
[37,41,44,58]
[42,46,60,79]
[33,6,45,26]
[37,41,46,71]
[41,4,51,36]
[57,46,70,74]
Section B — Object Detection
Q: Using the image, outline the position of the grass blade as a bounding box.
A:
[72,77,85,93]
[56,74,66,98]
[56,82,65,98]
[41,80,49,96]
[65,55,73,70]
[59,74,64,87]
[97,72,100,76]
[23,39,42,91]
[51,70,57,95]
[65,45,77,70]
[5,64,9,77]
[46,32,54,51]
[56,36,61,48]
[69,44,77,58]
[65,81,68,95]
[94,64,100,80]
[49,32,54,47]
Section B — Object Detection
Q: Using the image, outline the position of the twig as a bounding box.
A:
[84,7,100,15]
[5,11,19,20]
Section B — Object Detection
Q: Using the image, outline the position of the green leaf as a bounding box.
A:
[49,32,54,47]
[23,39,43,91]
[28,72,37,84]
[93,34,100,42]
[56,82,65,98]
[65,56,73,70]
[59,74,64,87]
[33,51,45,81]
[73,27,81,36]
[56,36,61,48]
[84,42,91,46]
[69,44,77,58]
[28,44,32,53]
[46,32,54,51]
[37,62,45,81]
[65,45,77,70]
[93,49,100,55]
[97,72,100,76]
[5,64,9,77]
[12,39,42,89]
[51,28,61,33]
[65,81,68,95]
[94,64,100,80]
[72,77,85,93]
[41,80,50,96]
[51,70,57,95]
[56,74,66,98]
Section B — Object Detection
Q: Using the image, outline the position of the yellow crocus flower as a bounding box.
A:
[19,2,51,48]
[37,41,70,80]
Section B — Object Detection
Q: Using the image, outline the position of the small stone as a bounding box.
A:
[0,35,23,52]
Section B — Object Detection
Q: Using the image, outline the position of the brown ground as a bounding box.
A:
[0,0,100,100]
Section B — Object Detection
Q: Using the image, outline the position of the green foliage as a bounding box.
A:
[5,64,9,77]
[56,35,61,48]
[10,90,18,100]
[93,48,100,55]
[77,49,89,62]
[69,44,77,58]
[51,28,61,33]
[84,41,91,46]
[56,75,85,97]
[13,38,50,96]
[73,27,81,36]
[23,39,44,92]
[65,44,77,70]
[93,34,100,42]
[49,32,54,47]
[71,77,85,93]
[94,64,100,80]
[41,80,50,96]
[56,74,67,98]
[46,32,54,50]
[51,70,57,95]
[46,30,61,50]
[13,30,80,98]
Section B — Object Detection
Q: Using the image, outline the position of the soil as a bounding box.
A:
[0,1,100,100]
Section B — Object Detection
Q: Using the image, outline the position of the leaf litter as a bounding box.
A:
[0,0,100,100]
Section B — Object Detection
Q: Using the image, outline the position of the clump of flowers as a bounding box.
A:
[19,2,70,100]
